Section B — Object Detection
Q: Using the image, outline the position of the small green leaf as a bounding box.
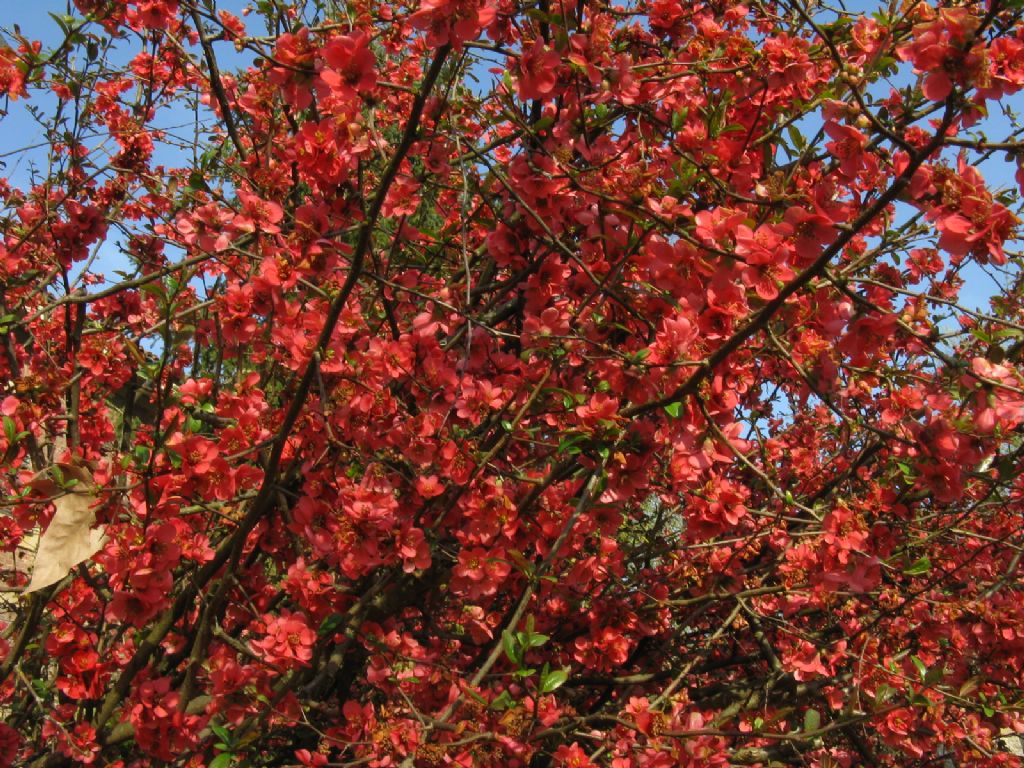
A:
[490,690,514,711]
[208,753,234,768]
[875,683,894,705]
[502,629,521,665]
[786,123,806,147]
[540,668,568,693]
[3,416,16,444]
[903,556,931,576]
[187,170,210,192]
[317,613,345,637]
[507,549,533,575]
[465,687,489,706]
[663,402,682,418]
[895,460,915,480]
[533,115,555,132]
[803,708,821,733]
[911,655,928,681]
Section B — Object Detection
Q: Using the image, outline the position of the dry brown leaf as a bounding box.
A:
[24,464,106,594]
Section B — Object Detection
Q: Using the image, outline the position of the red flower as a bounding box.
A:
[0,45,28,100]
[416,474,445,498]
[554,743,595,768]
[451,546,512,599]
[897,8,982,101]
[268,29,318,109]
[0,723,19,768]
[518,41,561,101]
[824,120,870,179]
[787,640,829,681]
[410,0,496,48]
[320,32,377,102]
[127,0,179,31]
[253,610,317,667]
[784,205,835,265]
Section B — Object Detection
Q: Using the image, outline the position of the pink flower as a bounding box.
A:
[518,42,561,101]
[788,640,829,681]
[824,121,869,179]
[253,610,317,667]
[320,32,376,102]
[416,474,445,498]
[553,743,595,768]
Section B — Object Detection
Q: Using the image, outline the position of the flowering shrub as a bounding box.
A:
[1,0,1024,766]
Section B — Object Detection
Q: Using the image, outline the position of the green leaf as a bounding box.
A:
[208,753,234,768]
[507,549,534,575]
[663,402,682,418]
[47,12,77,35]
[317,613,345,637]
[490,690,514,711]
[540,667,568,693]
[630,348,651,364]
[465,686,489,706]
[533,116,555,132]
[875,683,894,706]
[803,708,821,733]
[3,416,16,444]
[558,433,587,455]
[911,655,928,681]
[210,724,232,744]
[187,170,210,192]
[903,556,931,576]
[911,692,932,708]
[924,665,945,686]
[895,460,915,480]
[502,629,521,665]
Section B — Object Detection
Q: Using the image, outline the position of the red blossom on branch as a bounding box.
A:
[1,1,1024,767]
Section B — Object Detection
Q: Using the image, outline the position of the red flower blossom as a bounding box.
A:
[0,724,19,768]
[253,610,317,667]
[518,41,561,101]
[320,32,377,102]
[787,640,829,681]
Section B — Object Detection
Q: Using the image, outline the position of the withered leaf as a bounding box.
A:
[24,463,106,594]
